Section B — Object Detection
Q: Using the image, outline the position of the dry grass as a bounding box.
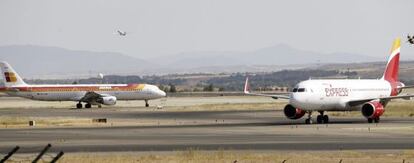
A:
[0,116,91,128]
[44,149,414,163]
[165,102,284,112]
[330,100,414,117]
[384,101,414,117]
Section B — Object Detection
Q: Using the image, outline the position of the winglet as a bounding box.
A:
[244,77,250,94]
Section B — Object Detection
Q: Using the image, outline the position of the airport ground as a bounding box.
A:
[0,96,414,162]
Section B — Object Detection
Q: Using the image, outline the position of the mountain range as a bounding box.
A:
[154,44,380,68]
[0,45,382,78]
[0,45,153,78]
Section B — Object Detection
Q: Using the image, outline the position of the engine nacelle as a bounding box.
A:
[97,96,117,105]
[361,101,384,118]
[284,104,306,119]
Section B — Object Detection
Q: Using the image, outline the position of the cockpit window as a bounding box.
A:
[292,88,298,92]
[297,88,305,92]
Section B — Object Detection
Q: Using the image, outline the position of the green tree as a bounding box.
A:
[159,85,165,91]
[169,84,177,93]
[203,84,214,92]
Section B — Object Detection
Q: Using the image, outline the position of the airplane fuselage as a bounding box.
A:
[289,79,396,111]
[3,83,166,102]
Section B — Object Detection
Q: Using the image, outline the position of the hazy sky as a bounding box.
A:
[1,0,414,59]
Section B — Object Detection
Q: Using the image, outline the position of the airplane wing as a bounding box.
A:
[243,77,290,99]
[79,91,103,103]
[347,94,414,107]
[400,85,414,89]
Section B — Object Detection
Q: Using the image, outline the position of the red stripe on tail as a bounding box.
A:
[383,52,400,83]
[382,38,401,96]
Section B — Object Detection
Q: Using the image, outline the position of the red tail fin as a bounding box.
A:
[382,38,401,83]
[244,77,250,93]
[382,38,401,96]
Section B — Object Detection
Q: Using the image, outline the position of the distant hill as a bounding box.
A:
[0,45,154,78]
[155,44,381,69]
[0,44,383,78]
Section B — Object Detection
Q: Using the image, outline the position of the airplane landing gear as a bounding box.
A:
[145,100,149,107]
[317,111,329,124]
[85,103,92,108]
[368,117,380,123]
[374,117,380,123]
[305,111,313,124]
[76,102,82,109]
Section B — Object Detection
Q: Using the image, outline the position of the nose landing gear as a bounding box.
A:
[305,111,313,124]
[145,100,149,107]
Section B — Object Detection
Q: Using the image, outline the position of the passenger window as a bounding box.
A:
[292,88,298,92]
[297,88,305,92]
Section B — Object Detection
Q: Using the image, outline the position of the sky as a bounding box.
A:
[1,0,414,60]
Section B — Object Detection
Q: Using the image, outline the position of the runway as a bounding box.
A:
[1,107,414,154]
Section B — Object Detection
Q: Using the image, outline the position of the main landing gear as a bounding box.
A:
[145,100,149,107]
[316,111,329,124]
[305,111,329,124]
[76,102,92,109]
[367,117,380,123]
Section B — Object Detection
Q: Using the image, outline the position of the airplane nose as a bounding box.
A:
[158,90,167,97]
[289,94,301,106]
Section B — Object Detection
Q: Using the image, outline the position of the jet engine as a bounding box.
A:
[283,104,306,119]
[97,96,117,105]
[361,101,384,118]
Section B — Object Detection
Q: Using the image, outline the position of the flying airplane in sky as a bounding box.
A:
[408,34,414,44]
[116,30,127,36]
[244,38,414,124]
[0,62,166,108]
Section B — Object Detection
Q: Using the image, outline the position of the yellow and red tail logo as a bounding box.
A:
[4,72,17,82]
[382,38,401,96]
[383,38,400,82]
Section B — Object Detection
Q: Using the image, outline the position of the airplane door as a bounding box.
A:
[28,87,34,99]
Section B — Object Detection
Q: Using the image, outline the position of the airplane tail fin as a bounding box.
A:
[381,38,401,83]
[0,61,28,87]
[244,77,250,94]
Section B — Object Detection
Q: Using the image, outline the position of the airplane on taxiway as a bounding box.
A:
[245,38,414,124]
[0,62,166,108]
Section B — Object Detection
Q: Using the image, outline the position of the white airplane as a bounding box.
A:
[116,30,127,36]
[0,62,166,108]
[244,38,414,124]
[408,34,414,44]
